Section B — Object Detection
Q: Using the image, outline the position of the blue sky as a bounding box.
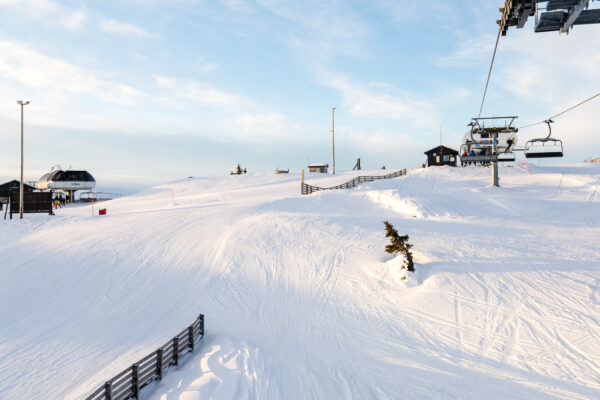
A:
[0,0,599,189]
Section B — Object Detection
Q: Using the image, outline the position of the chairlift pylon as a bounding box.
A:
[524,119,564,159]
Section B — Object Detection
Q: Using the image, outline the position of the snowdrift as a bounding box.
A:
[1,164,599,399]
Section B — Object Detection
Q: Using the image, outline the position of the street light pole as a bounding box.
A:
[17,100,30,219]
[331,107,335,174]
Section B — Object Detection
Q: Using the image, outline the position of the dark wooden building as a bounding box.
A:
[308,163,329,173]
[0,180,35,205]
[424,146,459,167]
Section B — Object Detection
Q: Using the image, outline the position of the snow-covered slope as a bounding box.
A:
[1,164,599,399]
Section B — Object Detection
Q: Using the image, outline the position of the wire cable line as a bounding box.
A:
[478,25,503,117]
[519,91,600,129]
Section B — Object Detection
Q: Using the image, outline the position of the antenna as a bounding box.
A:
[440,123,442,145]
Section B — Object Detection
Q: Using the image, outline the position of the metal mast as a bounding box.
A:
[17,100,30,219]
[331,107,336,174]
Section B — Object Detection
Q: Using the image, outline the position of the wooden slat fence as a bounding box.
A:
[86,314,204,400]
[301,169,407,195]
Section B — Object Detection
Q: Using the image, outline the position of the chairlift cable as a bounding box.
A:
[519,91,600,129]
[478,25,503,118]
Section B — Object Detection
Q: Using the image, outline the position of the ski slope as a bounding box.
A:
[1,164,600,399]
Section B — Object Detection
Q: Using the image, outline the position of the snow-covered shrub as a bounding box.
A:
[383,221,414,272]
[230,164,247,175]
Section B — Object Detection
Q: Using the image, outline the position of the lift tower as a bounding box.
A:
[460,117,519,187]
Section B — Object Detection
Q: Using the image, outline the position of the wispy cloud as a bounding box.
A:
[152,75,307,140]
[339,125,424,155]
[0,40,141,104]
[256,0,369,40]
[154,76,246,107]
[493,32,600,109]
[232,112,295,139]
[0,0,58,15]
[61,7,87,31]
[0,0,88,30]
[222,0,371,58]
[193,59,218,74]
[367,0,462,29]
[219,0,251,13]
[319,71,435,124]
[99,18,154,38]
[222,0,438,130]
[435,34,495,67]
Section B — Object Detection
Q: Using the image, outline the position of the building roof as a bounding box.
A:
[38,170,95,183]
[0,180,36,197]
[424,145,459,155]
[308,163,329,167]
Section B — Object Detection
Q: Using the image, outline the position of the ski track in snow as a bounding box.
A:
[1,164,600,399]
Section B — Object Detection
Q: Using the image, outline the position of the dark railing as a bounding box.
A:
[301,169,407,195]
[86,314,204,400]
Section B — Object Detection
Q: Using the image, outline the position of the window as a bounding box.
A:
[443,155,449,162]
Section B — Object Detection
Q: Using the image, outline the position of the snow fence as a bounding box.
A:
[301,169,407,195]
[85,314,204,400]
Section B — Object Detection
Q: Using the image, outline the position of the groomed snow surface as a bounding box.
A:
[1,164,600,400]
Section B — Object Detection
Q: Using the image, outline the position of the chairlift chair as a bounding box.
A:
[498,152,516,162]
[524,119,564,159]
[460,116,518,165]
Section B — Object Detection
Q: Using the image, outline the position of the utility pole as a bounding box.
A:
[331,107,335,174]
[17,100,30,219]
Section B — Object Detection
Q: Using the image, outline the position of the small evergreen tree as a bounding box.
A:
[231,164,245,175]
[383,221,414,272]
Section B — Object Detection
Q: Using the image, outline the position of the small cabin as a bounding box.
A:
[0,180,35,205]
[308,163,329,173]
[424,146,458,167]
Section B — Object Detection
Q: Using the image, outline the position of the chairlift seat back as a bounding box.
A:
[498,152,516,162]
[525,151,564,158]
[525,138,564,158]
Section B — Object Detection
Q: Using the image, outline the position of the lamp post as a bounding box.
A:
[17,100,30,219]
[331,107,335,174]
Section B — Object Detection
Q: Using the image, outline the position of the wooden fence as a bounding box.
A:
[86,314,204,400]
[301,169,407,195]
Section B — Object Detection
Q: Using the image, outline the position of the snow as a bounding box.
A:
[1,164,600,399]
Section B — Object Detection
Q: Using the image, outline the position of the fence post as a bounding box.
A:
[173,337,179,366]
[200,314,205,336]
[188,325,194,352]
[131,364,139,399]
[104,381,112,400]
[156,349,163,381]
